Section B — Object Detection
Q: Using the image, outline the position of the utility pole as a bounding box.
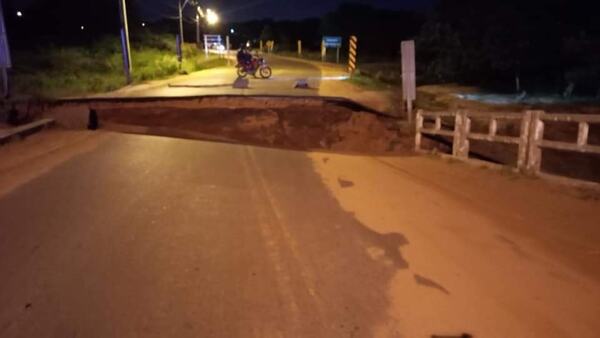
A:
[0,0,12,97]
[178,0,185,45]
[196,14,200,48]
[118,0,132,84]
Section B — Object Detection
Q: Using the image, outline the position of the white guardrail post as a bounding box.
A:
[452,111,470,158]
[577,121,589,147]
[517,111,533,171]
[525,110,545,175]
[415,109,424,151]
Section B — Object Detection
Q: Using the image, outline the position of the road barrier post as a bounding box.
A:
[348,36,357,75]
[297,40,302,57]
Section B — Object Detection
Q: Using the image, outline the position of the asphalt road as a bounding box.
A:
[0,132,397,338]
[102,55,350,99]
[1,131,599,337]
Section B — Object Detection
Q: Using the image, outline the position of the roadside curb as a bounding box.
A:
[0,118,55,145]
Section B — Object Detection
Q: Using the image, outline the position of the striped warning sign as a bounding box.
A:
[348,36,357,74]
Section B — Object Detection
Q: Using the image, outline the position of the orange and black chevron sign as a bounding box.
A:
[348,36,357,74]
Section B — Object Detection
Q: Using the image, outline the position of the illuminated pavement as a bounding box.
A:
[0,131,599,337]
[98,55,351,99]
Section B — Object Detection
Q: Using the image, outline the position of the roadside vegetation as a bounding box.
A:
[11,34,227,99]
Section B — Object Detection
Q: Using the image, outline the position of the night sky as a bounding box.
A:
[11,0,434,23]
[175,0,432,22]
[185,0,431,21]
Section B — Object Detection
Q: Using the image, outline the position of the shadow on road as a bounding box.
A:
[243,145,411,336]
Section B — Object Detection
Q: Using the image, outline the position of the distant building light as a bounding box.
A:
[80,26,85,30]
[230,28,235,34]
[142,22,146,27]
[16,11,23,17]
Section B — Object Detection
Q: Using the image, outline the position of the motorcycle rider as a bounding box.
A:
[235,42,271,79]
[237,45,252,66]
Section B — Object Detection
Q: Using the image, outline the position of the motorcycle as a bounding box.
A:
[236,57,272,79]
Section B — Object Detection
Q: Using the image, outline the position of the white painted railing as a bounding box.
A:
[525,112,600,174]
[416,110,600,179]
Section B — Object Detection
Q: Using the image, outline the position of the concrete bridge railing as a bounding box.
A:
[415,109,600,184]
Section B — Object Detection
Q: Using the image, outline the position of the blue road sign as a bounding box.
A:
[323,36,342,48]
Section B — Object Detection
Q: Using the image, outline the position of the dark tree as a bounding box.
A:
[417,0,600,94]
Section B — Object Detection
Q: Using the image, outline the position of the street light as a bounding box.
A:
[178,0,199,46]
[16,11,22,17]
[206,8,219,25]
[178,1,219,41]
[178,1,219,61]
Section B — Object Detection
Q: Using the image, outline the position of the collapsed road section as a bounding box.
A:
[29,95,414,154]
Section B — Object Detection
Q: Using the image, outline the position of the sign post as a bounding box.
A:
[0,0,12,97]
[401,40,416,123]
[322,36,342,63]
